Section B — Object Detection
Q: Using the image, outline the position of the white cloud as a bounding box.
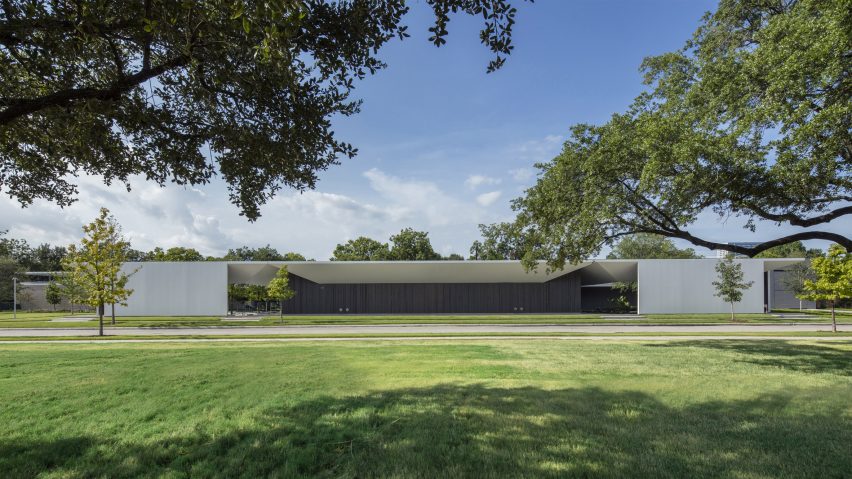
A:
[0,166,513,260]
[476,190,502,207]
[464,174,501,190]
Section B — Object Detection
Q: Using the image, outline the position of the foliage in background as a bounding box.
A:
[802,245,852,332]
[63,208,136,335]
[266,266,296,320]
[755,241,824,259]
[145,247,206,262]
[389,228,442,261]
[606,234,700,259]
[332,229,462,261]
[333,237,392,261]
[222,245,306,261]
[0,257,24,305]
[609,280,638,313]
[469,222,542,260]
[52,271,90,315]
[712,257,755,321]
[44,281,62,310]
[0,231,66,271]
[781,262,817,311]
[0,0,527,220]
[514,0,851,269]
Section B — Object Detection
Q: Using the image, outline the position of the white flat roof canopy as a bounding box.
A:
[226,260,640,284]
[222,258,807,285]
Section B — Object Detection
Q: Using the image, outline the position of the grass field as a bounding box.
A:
[1,309,850,329]
[1,340,850,478]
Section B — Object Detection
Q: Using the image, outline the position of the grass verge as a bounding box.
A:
[0,340,850,477]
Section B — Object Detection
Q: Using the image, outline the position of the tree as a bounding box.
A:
[607,234,700,259]
[781,262,817,311]
[755,241,823,259]
[53,271,89,315]
[610,281,637,313]
[444,253,465,261]
[332,237,391,261]
[0,231,31,263]
[469,222,539,260]
[389,228,441,261]
[802,245,852,333]
[1,0,527,220]
[227,283,250,313]
[514,0,850,270]
[223,245,285,261]
[63,208,135,335]
[1,232,67,270]
[146,246,205,262]
[281,252,307,261]
[266,266,295,321]
[246,284,269,312]
[711,257,755,321]
[0,257,24,307]
[45,280,62,311]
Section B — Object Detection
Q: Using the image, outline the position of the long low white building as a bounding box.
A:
[114,258,810,316]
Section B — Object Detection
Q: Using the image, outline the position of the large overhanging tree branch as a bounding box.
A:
[0,0,529,220]
[513,0,851,269]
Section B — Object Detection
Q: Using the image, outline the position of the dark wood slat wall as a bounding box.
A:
[281,271,581,314]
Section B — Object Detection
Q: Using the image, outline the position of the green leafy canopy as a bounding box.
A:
[514,0,851,270]
[0,0,529,220]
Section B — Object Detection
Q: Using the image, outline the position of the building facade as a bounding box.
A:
[111,258,808,316]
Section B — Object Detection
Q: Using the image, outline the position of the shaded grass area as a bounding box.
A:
[1,340,851,477]
[1,310,851,329]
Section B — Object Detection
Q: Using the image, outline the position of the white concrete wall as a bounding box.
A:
[637,259,765,314]
[115,262,228,316]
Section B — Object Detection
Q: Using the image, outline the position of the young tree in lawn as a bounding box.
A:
[53,270,89,315]
[45,281,63,311]
[246,285,269,312]
[802,245,852,333]
[712,257,755,321]
[64,208,135,336]
[227,284,250,314]
[781,262,817,311]
[267,267,296,322]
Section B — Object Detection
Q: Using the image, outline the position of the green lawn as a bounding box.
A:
[1,309,850,329]
[1,340,850,478]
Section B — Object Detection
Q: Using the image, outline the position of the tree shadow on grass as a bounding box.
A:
[2,385,850,478]
[645,340,852,376]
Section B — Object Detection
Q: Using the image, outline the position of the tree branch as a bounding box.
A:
[743,204,852,227]
[657,229,851,256]
[0,55,188,124]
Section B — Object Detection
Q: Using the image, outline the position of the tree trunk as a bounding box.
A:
[279,300,283,323]
[831,300,837,333]
[799,299,802,311]
[111,303,116,324]
[98,303,104,337]
[730,302,735,322]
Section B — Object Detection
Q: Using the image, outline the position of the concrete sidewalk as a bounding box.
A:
[0,323,849,337]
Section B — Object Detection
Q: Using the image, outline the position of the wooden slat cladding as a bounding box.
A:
[281,270,581,314]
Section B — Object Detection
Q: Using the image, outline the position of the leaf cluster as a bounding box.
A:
[1,0,528,219]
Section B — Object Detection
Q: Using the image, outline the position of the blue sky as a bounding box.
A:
[2,0,847,259]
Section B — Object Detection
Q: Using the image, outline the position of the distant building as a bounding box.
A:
[715,242,762,258]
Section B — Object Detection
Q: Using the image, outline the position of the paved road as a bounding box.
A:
[0,323,849,337]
